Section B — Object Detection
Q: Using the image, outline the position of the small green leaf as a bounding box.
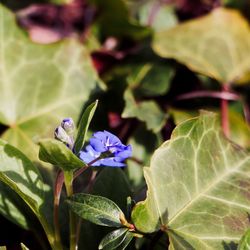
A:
[238,229,250,250]
[39,139,85,171]
[74,100,98,155]
[126,63,174,97]
[138,3,178,31]
[98,228,128,250]
[115,231,134,250]
[122,89,166,132]
[88,0,150,39]
[68,193,125,227]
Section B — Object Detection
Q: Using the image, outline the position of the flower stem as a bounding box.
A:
[54,171,64,248]
[221,84,230,137]
[64,171,77,250]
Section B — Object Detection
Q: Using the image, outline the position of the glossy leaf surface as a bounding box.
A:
[68,193,125,227]
[99,228,128,250]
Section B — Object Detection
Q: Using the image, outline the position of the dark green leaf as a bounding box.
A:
[92,168,132,213]
[74,100,98,155]
[78,168,132,249]
[122,89,166,132]
[68,193,125,227]
[115,231,134,250]
[99,228,128,250]
[126,63,174,97]
[238,229,250,250]
[88,0,150,39]
[39,139,85,171]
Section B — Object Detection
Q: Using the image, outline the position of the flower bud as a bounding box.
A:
[54,126,71,145]
[61,118,75,135]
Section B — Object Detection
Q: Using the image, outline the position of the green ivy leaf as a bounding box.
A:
[39,139,85,171]
[0,4,101,161]
[68,193,125,227]
[126,63,174,97]
[74,100,98,155]
[132,113,250,249]
[153,8,250,84]
[99,228,128,250]
[88,0,150,39]
[138,3,178,31]
[122,89,166,132]
[238,228,250,250]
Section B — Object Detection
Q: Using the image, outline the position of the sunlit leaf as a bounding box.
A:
[0,182,37,229]
[21,243,29,250]
[0,139,56,247]
[132,113,250,249]
[39,139,85,171]
[0,4,101,161]
[74,100,98,155]
[68,193,125,227]
[170,107,250,149]
[153,8,250,84]
[238,228,250,250]
[138,2,178,31]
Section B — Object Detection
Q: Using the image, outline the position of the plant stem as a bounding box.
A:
[221,84,230,137]
[64,171,77,250]
[54,171,64,248]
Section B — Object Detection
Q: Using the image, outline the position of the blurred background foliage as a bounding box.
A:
[0,0,249,249]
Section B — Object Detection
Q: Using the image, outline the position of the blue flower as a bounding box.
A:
[79,131,132,167]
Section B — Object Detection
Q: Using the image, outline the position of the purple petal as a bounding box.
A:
[90,138,107,152]
[115,145,132,159]
[103,130,121,145]
[79,145,101,166]
[93,131,107,141]
[100,157,126,167]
